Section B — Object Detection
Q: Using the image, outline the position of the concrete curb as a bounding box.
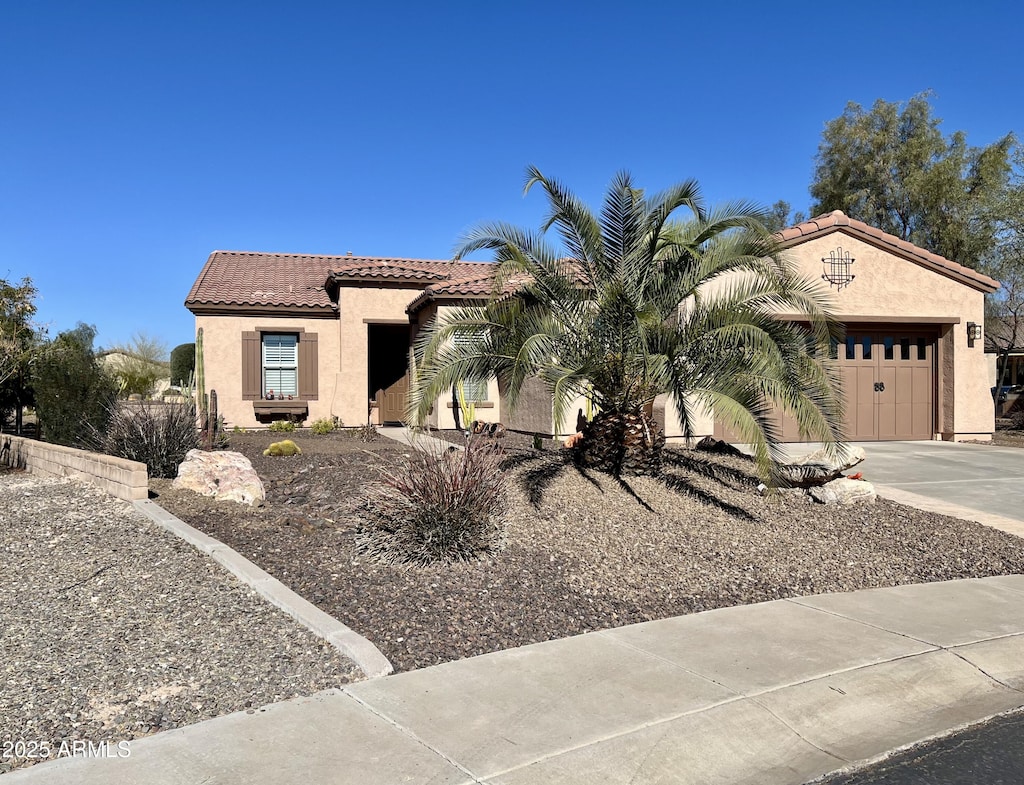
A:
[873,484,1024,539]
[132,498,393,680]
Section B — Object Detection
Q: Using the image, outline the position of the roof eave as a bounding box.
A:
[185,302,340,318]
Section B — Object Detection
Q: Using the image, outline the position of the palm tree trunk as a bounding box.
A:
[574,410,665,476]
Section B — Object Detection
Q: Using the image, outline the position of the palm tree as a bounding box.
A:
[409,168,845,482]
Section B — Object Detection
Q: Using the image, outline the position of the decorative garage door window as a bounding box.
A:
[263,334,298,398]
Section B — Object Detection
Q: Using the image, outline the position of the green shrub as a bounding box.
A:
[169,343,195,386]
[263,439,301,457]
[311,417,335,435]
[85,400,200,478]
[269,419,295,432]
[232,425,247,433]
[354,440,508,564]
[34,324,118,447]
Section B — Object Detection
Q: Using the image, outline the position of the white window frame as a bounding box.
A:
[262,333,298,398]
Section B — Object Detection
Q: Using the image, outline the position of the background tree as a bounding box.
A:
[810,92,1015,268]
[984,150,1024,400]
[410,168,845,481]
[0,276,41,434]
[169,342,196,386]
[763,200,806,233]
[33,323,118,446]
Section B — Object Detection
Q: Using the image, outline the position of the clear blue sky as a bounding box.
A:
[2,1,1021,352]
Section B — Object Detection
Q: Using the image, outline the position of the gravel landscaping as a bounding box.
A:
[0,469,361,773]
[152,430,1024,674]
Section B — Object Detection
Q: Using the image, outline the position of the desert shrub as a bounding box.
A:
[34,324,118,447]
[1011,408,1024,431]
[311,417,335,435]
[169,342,195,386]
[355,423,378,442]
[354,439,508,564]
[269,419,295,432]
[86,400,200,478]
[233,425,247,433]
[263,439,301,457]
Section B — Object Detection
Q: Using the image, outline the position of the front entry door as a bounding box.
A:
[377,374,409,424]
[840,330,935,441]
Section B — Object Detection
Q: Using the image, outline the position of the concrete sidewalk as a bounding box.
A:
[377,425,464,454]
[8,576,1024,785]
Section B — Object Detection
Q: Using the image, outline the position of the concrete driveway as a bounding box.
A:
[853,440,1024,524]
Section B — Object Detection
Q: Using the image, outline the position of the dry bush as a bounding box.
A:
[87,401,199,478]
[354,439,508,564]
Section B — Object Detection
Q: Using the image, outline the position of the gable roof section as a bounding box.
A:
[776,211,999,294]
[186,251,339,315]
[328,257,493,285]
[185,252,498,316]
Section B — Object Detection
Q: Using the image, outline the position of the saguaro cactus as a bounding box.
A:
[195,328,207,415]
[206,388,219,449]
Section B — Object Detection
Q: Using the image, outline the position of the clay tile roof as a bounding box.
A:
[185,251,340,313]
[775,210,1000,293]
[328,257,493,283]
[185,251,498,315]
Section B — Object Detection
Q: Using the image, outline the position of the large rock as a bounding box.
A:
[779,445,867,487]
[173,449,265,506]
[809,477,877,505]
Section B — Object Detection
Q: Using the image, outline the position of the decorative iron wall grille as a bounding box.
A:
[822,246,855,290]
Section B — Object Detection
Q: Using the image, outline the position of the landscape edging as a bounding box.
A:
[132,498,393,679]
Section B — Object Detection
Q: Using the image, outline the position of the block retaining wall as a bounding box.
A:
[0,434,148,501]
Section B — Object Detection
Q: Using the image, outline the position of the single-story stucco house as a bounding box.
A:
[184,210,998,442]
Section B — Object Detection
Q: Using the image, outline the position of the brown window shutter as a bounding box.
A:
[242,331,261,400]
[298,332,319,400]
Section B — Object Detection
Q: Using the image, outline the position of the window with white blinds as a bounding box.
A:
[453,332,489,401]
[263,334,298,397]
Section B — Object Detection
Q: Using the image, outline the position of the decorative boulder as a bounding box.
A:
[173,449,265,506]
[809,477,877,506]
[779,445,867,488]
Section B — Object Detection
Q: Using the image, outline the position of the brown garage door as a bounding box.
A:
[713,326,936,443]
[840,329,935,441]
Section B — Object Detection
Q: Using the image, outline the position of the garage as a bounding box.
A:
[697,210,998,444]
[839,328,935,441]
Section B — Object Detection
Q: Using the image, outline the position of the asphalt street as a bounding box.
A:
[817,710,1024,785]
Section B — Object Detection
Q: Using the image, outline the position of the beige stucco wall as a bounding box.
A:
[336,287,422,427]
[195,313,341,429]
[414,303,502,431]
[674,229,993,441]
[781,233,992,439]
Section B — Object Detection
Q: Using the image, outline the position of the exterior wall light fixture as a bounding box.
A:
[967,322,982,346]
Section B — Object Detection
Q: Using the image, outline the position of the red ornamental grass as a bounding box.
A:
[354,439,508,565]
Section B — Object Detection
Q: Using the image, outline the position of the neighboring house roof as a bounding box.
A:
[776,210,1000,294]
[985,317,1024,353]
